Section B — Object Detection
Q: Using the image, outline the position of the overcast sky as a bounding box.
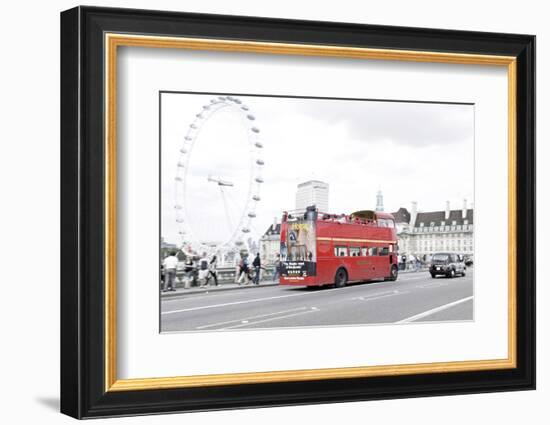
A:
[161,93,474,246]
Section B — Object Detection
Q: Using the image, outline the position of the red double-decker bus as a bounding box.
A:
[279,206,399,287]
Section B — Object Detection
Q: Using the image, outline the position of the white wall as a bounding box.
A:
[0,0,545,423]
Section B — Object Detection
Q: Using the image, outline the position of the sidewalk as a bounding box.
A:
[161,280,279,298]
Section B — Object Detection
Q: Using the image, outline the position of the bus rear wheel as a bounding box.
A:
[334,269,348,288]
[386,264,398,281]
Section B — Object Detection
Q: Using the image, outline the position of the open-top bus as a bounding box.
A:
[279,206,399,287]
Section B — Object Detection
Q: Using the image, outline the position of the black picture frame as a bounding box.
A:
[61,6,535,419]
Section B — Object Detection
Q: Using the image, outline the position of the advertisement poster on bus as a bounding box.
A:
[280,211,317,278]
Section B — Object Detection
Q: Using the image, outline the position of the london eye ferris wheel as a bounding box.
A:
[174,96,264,259]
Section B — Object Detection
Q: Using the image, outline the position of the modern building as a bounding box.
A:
[295,180,329,213]
[392,199,474,260]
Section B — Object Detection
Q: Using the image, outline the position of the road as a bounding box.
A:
[160,270,474,332]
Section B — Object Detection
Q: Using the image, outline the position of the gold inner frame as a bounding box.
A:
[104,33,517,392]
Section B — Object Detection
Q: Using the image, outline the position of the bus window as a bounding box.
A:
[334,246,348,257]
[379,247,389,256]
[361,247,368,256]
[350,247,360,257]
[368,247,378,256]
[377,218,395,228]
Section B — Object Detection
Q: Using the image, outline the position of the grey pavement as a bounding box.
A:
[161,280,279,297]
[160,268,474,332]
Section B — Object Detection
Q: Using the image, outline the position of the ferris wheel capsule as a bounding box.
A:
[247,212,256,218]
[247,114,255,121]
[241,106,249,111]
[180,148,187,154]
[256,159,264,165]
[177,162,185,168]
[241,228,250,233]
[251,127,260,133]
[190,123,198,129]
[255,177,264,183]
[254,142,263,148]
[252,195,261,201]
[175,176,183,182]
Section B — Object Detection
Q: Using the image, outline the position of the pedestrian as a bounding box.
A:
[183,256,194,289]
[162,251,178,292]
[252,253,261,285]
[234,259,241,284]
[237,256,250,285]
[191,256,200,286]
[206,254,219,286]
[198,252,209,287]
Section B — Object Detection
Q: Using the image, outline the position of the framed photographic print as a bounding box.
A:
[60,6,535,419]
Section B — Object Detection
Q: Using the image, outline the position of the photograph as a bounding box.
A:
[160,92,475,332]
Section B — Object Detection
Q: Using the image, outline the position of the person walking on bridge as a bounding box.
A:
[252,253,262,285]
[206,254,219,286]
[162,251,178,292]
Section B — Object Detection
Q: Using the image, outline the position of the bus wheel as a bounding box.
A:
[388,265,398,281]
[334,268,348,288]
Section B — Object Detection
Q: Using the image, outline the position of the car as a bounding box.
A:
[429,252,466,278]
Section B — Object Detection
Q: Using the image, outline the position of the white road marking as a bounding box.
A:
[162,293,312,315]
[221,308,319,330]
[394,296,474,324]
[399,275,431,281]
[195,307,308,330]
[162,286,283,302]
[162,284,372,315]
[361,291,409,302]
[163,274,439,305]
[415,281,450,289]
[353,290,405,302]
[163,293,215,302]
